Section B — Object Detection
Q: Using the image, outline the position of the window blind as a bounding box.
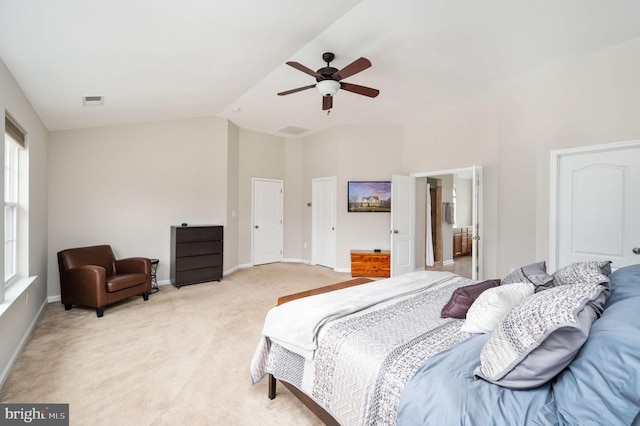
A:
[5,114,26,148]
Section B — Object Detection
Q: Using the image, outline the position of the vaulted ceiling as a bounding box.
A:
[2,0,640,137]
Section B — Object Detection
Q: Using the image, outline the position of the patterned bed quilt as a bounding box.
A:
[250,270,475,425]
[251,265,640,425]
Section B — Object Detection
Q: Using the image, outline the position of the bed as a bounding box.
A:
[250,262,640,425]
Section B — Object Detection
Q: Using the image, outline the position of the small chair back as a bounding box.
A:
[57,245,116,276]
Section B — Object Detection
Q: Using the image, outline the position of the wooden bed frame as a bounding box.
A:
[267,277,374,426]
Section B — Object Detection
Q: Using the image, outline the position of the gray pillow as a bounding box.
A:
[501,261,553,292]
[552,260,612,289]
[474,282,609,389]
[440,279,500,319]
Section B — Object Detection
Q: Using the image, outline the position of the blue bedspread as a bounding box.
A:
[397,334,557,425]
[397,264,640,426]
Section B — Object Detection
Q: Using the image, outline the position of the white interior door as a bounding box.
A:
[391,175,415,276]
[471,165,482,280]
[552,141,640,271]
[252,178,283,265]
[312,177,337,268]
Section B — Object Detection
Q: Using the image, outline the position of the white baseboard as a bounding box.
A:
[0,297,47,389]
[49,259,325,299]
[48,295,61,303]
[283,258,310,264]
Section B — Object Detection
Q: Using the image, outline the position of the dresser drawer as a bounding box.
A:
[175,254,222,271]
[175,267,222,285]
[176,241,222,257]
[175,226,223,243]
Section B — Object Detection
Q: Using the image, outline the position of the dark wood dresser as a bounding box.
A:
[170,225,223,288]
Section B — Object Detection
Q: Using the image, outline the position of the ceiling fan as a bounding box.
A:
[277,52,380,111]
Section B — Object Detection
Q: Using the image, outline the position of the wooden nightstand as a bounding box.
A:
[350,250,391,278]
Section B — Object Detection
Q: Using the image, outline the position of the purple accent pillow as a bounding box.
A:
[441,279,501,319]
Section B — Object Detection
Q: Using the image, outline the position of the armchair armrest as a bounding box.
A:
[61,265,108,307]
[114,257,151,276]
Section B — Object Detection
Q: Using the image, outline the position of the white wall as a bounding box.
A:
[283,139,304,262]
[47,116,229,295]
[400,36,640,278]
[403,100,500,278]
[225,122,240,270]
[496,36,640,274]
[237,129,286,266]
[454,175,472,227]
[0,58,49,387]
[299,124,404,271]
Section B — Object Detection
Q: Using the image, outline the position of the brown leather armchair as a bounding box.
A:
[57,245,152,317]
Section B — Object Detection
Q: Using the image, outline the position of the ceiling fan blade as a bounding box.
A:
[322,96,333,111]
[286,61,324,79]
[332,57,371,80]
[277,84,316,96]
[340,82,380,98]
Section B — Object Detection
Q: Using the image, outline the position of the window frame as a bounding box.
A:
[4,127,21,286]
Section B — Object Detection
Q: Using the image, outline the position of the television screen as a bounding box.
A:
[348,181,391,212]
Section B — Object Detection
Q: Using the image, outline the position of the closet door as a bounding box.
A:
[312,176,337,269]
[252,178,283,265]
[552,141,640,271]
[391,175,415,276]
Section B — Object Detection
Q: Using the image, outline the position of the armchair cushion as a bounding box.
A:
[107,273,148,292]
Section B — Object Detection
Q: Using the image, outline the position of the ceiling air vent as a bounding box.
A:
[82,96,104,106]
[277,125,310,136]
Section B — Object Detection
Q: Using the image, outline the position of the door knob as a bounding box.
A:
[633,247,640,255]
[394,230,399,234]
[254,225,259,229]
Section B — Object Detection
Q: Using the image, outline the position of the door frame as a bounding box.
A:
[549,139,640,272]
[413,165,483,280]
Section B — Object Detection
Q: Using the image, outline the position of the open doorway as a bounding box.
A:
[413,167,481,279]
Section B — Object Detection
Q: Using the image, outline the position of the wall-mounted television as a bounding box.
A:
[348,181,391,212]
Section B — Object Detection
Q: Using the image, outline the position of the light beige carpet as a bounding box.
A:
[0,263,352,425]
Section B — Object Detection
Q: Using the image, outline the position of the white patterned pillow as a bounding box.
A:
[460,283,534,334]
[474,283,609,389]
[553,260,612,289]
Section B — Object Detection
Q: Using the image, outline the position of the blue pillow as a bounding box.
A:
[552,264,640,424]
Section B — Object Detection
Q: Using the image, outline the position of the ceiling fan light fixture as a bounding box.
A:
[316,80,340,97]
